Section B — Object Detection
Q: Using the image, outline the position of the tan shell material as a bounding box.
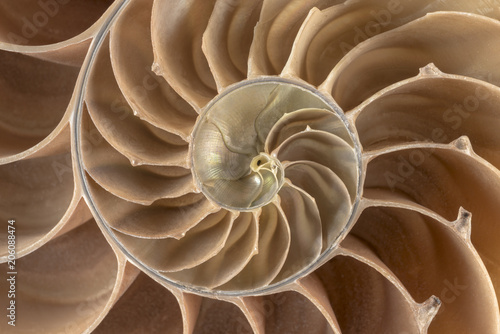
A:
[1,0,500,333]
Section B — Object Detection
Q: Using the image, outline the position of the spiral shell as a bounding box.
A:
[84,24,361,290]
[1,0,500,333]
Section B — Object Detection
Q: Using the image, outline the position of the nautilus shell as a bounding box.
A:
[1,0,500,333]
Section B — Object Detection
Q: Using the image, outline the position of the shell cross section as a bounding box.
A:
[191,78,358,214]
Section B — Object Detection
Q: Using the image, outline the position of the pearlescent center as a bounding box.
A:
[190,78,339,210]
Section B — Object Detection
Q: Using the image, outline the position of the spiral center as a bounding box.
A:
[191,78,351,211]
[250,153,277,171]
